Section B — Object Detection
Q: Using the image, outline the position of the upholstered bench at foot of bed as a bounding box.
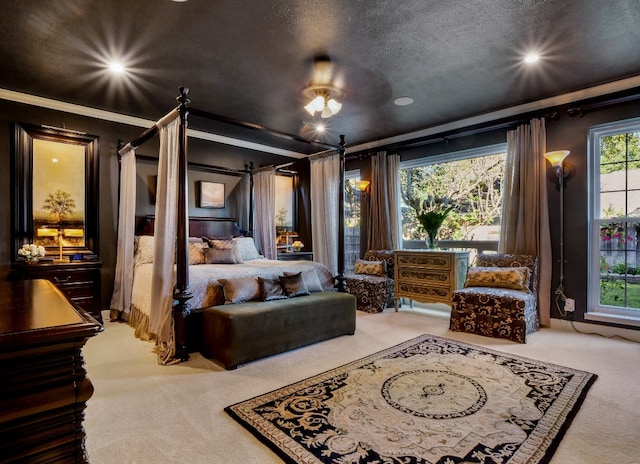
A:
[449,287,539,343]
[201,291,356,369]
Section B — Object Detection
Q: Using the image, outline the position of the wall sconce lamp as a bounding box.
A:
[356,180,370,192]
[544,150,570,311]
[544,150,570,179]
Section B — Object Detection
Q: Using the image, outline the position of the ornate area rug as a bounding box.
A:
[225,335,597,464]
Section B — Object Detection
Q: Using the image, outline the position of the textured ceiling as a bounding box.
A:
[1,0,639,156]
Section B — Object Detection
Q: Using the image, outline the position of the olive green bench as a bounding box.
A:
[200,291,356,369]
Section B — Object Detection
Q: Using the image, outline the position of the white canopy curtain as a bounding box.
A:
[367,151,399,250]
[109,145,136,322]
[109,109,180,364]
[253,167,277,259]
[310,152,340,275]
[499,118,552,326]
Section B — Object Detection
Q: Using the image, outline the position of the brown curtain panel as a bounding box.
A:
[367,152,393,250]
[500,118,552,326]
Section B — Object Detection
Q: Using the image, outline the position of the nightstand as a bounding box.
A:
[277,252,314,261]
[9,260,103,324]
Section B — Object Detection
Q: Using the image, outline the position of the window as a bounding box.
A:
[399,144,506,254]
[344,169,362,273]
[588,118,640,326]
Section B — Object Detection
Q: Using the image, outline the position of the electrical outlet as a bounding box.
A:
[565,298,575,312]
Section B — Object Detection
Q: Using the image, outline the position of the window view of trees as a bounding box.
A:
[597,131,640,310]
[344,176,362,272]
[400,153,505,242]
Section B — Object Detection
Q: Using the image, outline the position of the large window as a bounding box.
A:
[399,144,506,253]
[344,169,362,273]
[588,118,640,325]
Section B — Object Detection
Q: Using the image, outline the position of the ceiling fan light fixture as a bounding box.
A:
[327,98,342,114]
[301,56,344,119]
[302,87,344,118]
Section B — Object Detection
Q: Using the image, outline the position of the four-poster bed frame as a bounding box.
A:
[119,87,347,361]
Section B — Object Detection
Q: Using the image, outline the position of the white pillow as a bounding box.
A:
[233,236,263,261]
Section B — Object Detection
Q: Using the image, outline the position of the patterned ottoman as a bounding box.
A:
[344,274,393,313]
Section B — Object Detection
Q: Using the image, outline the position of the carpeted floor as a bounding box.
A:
[226,334,597,464]
[83,306,640,463]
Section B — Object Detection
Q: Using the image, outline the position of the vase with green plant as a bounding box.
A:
[416,203,454,249]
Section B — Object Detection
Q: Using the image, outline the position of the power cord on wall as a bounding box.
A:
[553,286,639,343]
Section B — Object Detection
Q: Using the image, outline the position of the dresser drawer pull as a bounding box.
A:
[54,275,72,283]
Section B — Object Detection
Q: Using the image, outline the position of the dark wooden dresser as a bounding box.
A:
[9,260,103,324]
[0,279,102,463]
[277,251,314,261]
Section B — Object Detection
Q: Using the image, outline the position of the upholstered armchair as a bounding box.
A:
[449,253,539,343]
[344,250,395,313]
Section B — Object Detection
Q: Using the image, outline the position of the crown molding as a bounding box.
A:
[347,74,640,154]
[0,88,307,159]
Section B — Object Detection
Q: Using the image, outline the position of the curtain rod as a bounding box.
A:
[189,107,338,151]
[347,88,640,159]
[134,154,249,177]
[346,111,557,159]
[119,107,180,154]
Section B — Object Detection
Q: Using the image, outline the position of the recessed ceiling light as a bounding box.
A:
[524,53,540,64]
[394,96,414,106]
[108,61,126,74]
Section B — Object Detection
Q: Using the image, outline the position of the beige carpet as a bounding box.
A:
[83,306,640,464]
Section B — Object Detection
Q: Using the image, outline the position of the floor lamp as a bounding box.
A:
[544,150,571,311]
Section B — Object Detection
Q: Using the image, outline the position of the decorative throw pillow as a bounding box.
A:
[284,269,323,292]
[258,277,288,301]
[188,241,206,265]
[218,277,261,304]
[204,238,243,263]
[134,235,155,266]
[204,247,239,264]
[233,236,263,261]
[279,272,310,298]
[464,266,531,292]
[354,258,386,276]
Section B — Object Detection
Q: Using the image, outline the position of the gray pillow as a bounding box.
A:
[258,277,287,301]
[205,247,239,264]
[279,272,310,298]
[218,277,261,304]
[284,269,323,292]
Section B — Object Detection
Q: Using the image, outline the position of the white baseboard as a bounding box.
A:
[550,317,640,342]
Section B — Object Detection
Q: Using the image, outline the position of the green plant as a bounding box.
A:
[416,204,454,248]
[610,263,638,275]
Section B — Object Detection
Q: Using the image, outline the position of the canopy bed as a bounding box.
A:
[110,87,348,364]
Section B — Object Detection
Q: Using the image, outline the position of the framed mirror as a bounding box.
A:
[12,123,99,259]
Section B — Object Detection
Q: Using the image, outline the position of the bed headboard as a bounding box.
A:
[136,215,245,238]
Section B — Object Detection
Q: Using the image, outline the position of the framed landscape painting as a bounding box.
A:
[198,181,225,208]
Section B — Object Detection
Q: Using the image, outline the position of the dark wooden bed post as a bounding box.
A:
[336,135,346,292]
[174,87,193,362]
[248,161,254,236]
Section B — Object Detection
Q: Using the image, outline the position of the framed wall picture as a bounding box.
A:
[12,123,99,258]
[198,181,225,208]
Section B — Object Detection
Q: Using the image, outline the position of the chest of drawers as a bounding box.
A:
[394,250,469,309]
[10,261,103,324]
[0,279,102,463]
